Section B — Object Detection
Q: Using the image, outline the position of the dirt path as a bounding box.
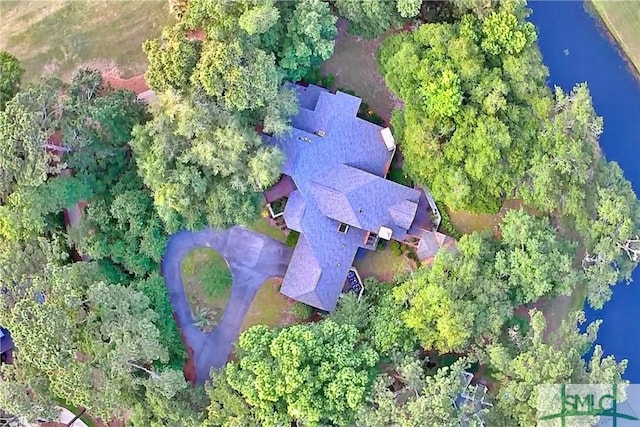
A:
[101,69,148,94]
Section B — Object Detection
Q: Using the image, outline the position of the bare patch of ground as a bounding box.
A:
[321,19,402,122]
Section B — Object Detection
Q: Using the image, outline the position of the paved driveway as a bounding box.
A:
[161,227,292,383]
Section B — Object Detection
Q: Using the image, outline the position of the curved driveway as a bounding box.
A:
[161,226,292,383]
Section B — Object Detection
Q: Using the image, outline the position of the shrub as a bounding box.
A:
[376,239,387,251]
[434,200,462,240]
[389,241,403,256]
[285,230,300,247]
[387,167,412,186]
[202,267,232,299]
[291,302,314,320]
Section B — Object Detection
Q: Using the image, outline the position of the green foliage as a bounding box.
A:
[203,370,259,427]
[224,321,379,426]
[367,278,418,354]
[393,210,580,353]
[330,292,372,331]
[275,0,338,82]
[70,189,167,277]
[291,301,314,319]
[131,91,283,231]
[133,273,187,367]
[143,24,201,93]
[194,38,281,111]
[379,0,551,213]
[489,310,627,426]
[202,264,233,299]
[356,356,476,426]
[0,262,170,420]
[389,240,403,256]
[285,230,300,247]
[387,167,412,187]
[496,209,579,303]
[302,67,336,88]
[335,0,405,39]
[0,51,24,110]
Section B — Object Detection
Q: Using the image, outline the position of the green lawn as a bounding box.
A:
[353,246,413,282]
[591,1,640,75]
[0,0,174,81]
[181,247,232,333]
[247,217,287,242]
[240,278,296,333]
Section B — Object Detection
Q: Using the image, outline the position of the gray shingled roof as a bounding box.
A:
[273,84,423,311]
[283,190,305,231]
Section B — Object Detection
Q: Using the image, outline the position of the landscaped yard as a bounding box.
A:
[320,19,401,122]
[247,217,287,243]
[181,247,232,332]
[353,246,414,282]
[240,278,297,333]
[591,0,640,75]
[447,199,538,235]
[0,0,174,81]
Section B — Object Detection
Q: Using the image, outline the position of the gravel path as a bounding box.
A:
[161,227,292,383]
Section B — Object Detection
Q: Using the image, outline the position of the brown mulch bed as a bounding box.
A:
[101,69,149,95]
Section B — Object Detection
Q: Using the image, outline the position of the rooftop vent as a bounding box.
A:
[378,226,393,240]
[316,130,326,137]
[381,127,395,152]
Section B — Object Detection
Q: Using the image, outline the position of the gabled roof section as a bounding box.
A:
[390,200,419,230]
[312,164,421,238]
[309,182,361,228]
[283,190,305,232]
[271,83,427,311]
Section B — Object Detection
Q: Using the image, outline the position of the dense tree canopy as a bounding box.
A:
[357,356,479,427]
[131,91,284,231]
[393,210,581,353]
[0,262,179,420]
[0,51,24,110]
[143,24,201,93]
[222,321,379,426]
[489,310,627,426]
[335,0,416,39]
[379,0,550,212]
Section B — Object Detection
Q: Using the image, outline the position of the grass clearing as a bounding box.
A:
[353,246,413,282]
[447,199,539,235]
[181,247,232,333]
[240,278,297,333]
[320,19,401,122]
[591,1,640,75]
[0,0,174,81]
[247,217,287,243]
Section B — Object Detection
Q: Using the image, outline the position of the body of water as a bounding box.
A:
[529,1,640,382]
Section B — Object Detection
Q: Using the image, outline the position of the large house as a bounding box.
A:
[264,84,445,311]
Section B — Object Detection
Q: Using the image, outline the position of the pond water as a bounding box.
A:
[529,1,640,382]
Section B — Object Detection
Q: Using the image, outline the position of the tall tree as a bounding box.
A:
[277,0,337,82]
[224,321,379,426]
[489,310,627,426]
[495,209,580,303]
[335,0,404,39]
[144,24,201,93]
[0,262,172,420]
[357,356,480,427]
[0,51,24,110]
[194,38,281,111]
[131,91,283,231]
[379,0,551,213]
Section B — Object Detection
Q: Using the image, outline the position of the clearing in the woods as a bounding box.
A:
[0,0,173,81]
